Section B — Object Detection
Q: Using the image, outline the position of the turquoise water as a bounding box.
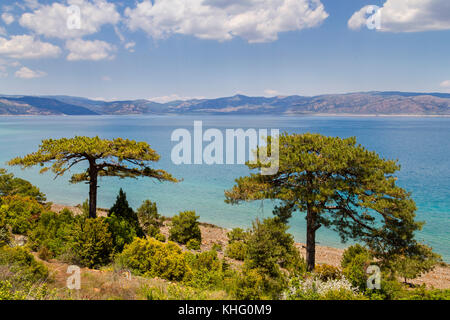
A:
[0,115,449,261]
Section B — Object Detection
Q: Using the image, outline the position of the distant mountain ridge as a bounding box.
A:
[1,91,449,116]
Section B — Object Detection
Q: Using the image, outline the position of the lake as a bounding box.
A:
[0,115,449,261]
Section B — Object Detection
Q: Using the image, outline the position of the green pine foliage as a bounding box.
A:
[169,211,202,245]
[71,217,113,268]
[137,200,163,237]
[0,169,46,203]
[106,213,138,254]
[0,195,47,234]
[28,209,78,260]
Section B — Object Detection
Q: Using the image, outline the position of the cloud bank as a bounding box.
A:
[349,0,450,32]
[125,0,329,43]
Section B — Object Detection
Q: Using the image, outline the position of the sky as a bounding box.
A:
[0,0,449,101]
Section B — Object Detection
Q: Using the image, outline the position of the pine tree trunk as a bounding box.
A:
[88,165,98,219]
[306,208,316,272]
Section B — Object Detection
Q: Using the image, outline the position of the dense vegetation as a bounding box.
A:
[0,134,448,300]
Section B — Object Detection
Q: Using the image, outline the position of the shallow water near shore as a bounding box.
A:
[0,115,449,261]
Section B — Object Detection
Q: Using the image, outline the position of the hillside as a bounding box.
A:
[1,92,450,116]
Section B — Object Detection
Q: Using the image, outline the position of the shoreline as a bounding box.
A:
[50,203,450,289]
[2,113,450,118]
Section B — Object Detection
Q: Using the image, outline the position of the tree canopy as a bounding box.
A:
[8,136,177,218]
[225,133,434,271]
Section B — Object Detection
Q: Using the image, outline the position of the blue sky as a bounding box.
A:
[0,0,449,101]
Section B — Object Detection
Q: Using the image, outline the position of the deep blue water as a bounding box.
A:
[0,115,449,261]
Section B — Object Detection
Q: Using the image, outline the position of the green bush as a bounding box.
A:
[225,241,247,261]
[0,246,49,283]
[245,218,303,276]
[212,243,222,252]
[184,250,229,289]
[0,195,46,234]
[71,217,113,268]
[116,237,190,281]
[28,209,77,259]
[155,233,166,242]
[137,200,163,237]
[341,244,372,269]
[0,169,46,203]
[341,244,373,291]
[169,211,201,245]
[227,228,248,243]
[233,268,285,300]
[186,239,201,250]
[0,280,54,300]
[400,287,450,300]
[106,213,137,254]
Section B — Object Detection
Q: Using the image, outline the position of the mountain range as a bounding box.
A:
[1,91,449,116]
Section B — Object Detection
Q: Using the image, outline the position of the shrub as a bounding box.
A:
[116,238,190,281]
[245,218,303,276]
[28,209,77,259]
[71,217,113,268]
[0,281,26,300]
[109,189,143,236]
[141,283,216,300]
[0,169,46,203]
[169,211,201,245]
[0,246,49,283]
[341,244,373,291]
[212,243,222,252]
[400,287,450,300]
[227,228,248,243]
[106,213,137,254]
[314,264,342,281]
[0,280,54,300]
[155,233,166,242]
[184,250,228,289]
[341,244,372,269]
[233,268,285,300]
[137,200,163,237]
[186,239,201,250]
[0,195,46,234]
[225,241,247,261]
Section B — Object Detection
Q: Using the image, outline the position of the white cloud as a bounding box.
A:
[66,38,116,61]
[0,35,61,59]
[14,66,47,79]
[19,0,120,39]
[124,41,135,52]
[349,0,450,32]
[0,26,6,36]
[125,0,329,43]
[1,13,15,25]
[440,80,450,88]
[148,94,205,103]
